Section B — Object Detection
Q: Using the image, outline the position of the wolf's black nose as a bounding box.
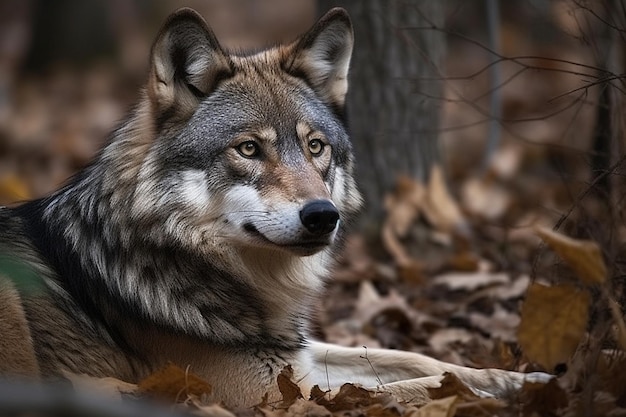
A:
[299,200,340,236]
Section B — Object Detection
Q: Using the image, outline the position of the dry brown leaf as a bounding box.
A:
[454,398,506,417]
[408,395,457,417]
[363,402,403,417]
[461,177,511,221]
[382,176,425,266]
[535,226,607,285]
[446,252,480,272]
[485,274,530,300]
[518,283,590,371]
[310,385,330,402]
[468,305,520,342]
[428,329,475,354]
[285,398,332,417]
[427,374,506,416]
[521,378,568,415]
[428,373,480,402]
[489,144,522,179]
[432,272,509,292]
[398,260,425,284]
[597,351,626,400]
[355,281,419,341]
[312,383,380,412]
[423,165,469,237]
[137,363,212,403]
[277,365,303,408]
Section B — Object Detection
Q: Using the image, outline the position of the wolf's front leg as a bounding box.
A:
[304,341,552,403]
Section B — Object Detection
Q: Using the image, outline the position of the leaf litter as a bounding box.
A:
[4,24,626,414]
[58,159,626,417]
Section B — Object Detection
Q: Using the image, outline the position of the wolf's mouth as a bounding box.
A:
[242,222,330,255]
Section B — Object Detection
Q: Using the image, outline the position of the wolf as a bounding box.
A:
[0,7,550,408]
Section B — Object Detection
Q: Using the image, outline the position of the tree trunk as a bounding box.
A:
[318,0,445,229]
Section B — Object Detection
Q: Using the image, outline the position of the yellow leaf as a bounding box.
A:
[535,226,607,285]
[0,175,30,203]
[518,283,590,371]
[411,396,457,417]
[138,363,212,402]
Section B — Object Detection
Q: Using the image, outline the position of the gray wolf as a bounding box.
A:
[0,7,550,408]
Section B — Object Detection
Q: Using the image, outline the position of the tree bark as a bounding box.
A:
[318,0,445,228]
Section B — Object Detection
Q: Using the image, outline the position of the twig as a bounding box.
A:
[359,346,383,387]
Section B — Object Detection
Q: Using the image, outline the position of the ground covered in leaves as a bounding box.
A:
[2,2,626,415]
[31,166,626,417]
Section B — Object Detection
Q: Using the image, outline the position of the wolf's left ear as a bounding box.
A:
[148,8,232,114]
[286,8,353,110]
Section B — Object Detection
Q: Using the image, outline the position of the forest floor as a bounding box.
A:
[1,9,626,415]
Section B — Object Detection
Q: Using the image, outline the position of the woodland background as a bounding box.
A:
[0,1,625,416]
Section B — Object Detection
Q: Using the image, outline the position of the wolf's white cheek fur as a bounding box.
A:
[330,168,346,207]
[222,185,265,220]
[181,169,212,210]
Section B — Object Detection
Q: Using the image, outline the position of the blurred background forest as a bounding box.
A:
[0,0,625,415]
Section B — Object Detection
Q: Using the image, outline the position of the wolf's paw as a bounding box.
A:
[463,368,554,398]
[521,371,554,384]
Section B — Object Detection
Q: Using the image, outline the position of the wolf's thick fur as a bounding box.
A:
[0,8,549,407]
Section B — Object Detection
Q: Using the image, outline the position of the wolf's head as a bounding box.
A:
[116,8,362,257]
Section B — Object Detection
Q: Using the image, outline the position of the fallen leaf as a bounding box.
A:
[398,260,425,284]
[485,274,530,300]
[518,283,590,371]
[446,252,480,272]
[429,329,475,354]
[469,305,520,342]
[0,175,30,204]
[355,281,416,325]
[535,226,607,285]
[138,363,212,403]
[285,398,331,417]
[423,165,470,238]
[428,373,479,402]
[455,398,506,417]
[520,378,568,415]
[461,177,511,221]
[408,395,457,417]
[312,383,380,412]
[489,144,522,179]
[277,365,303,408]
[432,272,510,292]
[382,176,425,266]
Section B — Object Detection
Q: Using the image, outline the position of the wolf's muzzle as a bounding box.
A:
[299,200,339,236]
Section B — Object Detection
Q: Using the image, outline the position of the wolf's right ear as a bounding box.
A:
[285,8,353,111]
[148,8,232,114]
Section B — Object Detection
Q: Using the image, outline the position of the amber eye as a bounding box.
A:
[308,138,325,156]
[237,141,260,158]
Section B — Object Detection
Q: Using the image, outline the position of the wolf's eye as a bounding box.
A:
[308,139,325,156]
[237,141,260,158]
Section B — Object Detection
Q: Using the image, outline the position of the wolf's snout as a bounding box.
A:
[299,200,339,236]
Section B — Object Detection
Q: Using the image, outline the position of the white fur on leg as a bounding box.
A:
[301,341,553,402]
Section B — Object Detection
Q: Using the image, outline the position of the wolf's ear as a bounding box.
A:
[286,8,353,110]
[148,8,232,114]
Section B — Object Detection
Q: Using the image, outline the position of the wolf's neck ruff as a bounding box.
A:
[29,151,325,351]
